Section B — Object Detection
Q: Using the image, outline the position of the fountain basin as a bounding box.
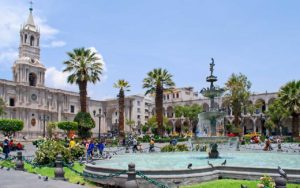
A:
[84,151,300,186]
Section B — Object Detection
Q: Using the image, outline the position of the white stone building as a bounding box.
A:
[0,9,151,138]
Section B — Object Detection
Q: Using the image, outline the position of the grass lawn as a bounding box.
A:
[0,160,96,187]
[181,179,300,188]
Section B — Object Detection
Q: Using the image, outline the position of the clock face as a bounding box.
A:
[31,94,37,101]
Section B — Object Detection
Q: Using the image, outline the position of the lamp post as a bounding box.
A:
[39,114,49,137]
[93,109,104,140]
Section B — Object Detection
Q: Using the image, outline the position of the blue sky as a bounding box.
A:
[0,0,299,99]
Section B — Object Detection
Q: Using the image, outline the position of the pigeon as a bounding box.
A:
[76,181,80,184]
[91,162,96,165]
[187,163,192,169]
[207,161,214,168]
[221,159,227,166]
[241,184,248,188]
[22,136,27,141]
[278,166,288,179]
[6,167,10,171]
[43,176,48,181]
[108,156,112,159]
[38,175,42,179]
[81,182,85,186]
[0,166,4,169]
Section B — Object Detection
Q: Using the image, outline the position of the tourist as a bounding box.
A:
[97,140,105,156]
[69,137,76,148]
[87,139,95,162]
[3,137,10,159]
[132,137,138,153]
[149,139,155,152]
[9,139,14,151]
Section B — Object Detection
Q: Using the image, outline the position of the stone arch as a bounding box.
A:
[255,99,266,113]
[268,98,276,105]
[243,117,254,134]
[175,119,182,133]
[29,72,37,86]
[30,35,35,46]
[166,106,174,118]
[202,103,209,112]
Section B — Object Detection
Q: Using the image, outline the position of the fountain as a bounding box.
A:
[196,58,226,137]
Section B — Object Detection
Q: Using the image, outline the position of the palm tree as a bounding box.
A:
[114,79,130,138]
[278,80,300,137]
[63,48,103,112]
[143,68,175,136]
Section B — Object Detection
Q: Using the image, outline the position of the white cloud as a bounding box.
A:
[45,67,77,91]
[42,40,66,48]
[88,47,108,82]
[0,49,18,65]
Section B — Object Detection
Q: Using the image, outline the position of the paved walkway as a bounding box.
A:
[0,169,85,188]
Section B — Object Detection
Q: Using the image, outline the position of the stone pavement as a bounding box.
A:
[0,169,85,188]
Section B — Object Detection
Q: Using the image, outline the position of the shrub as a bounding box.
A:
[74,112,95,138]
[70,145,85,159]
[0,119,24,136]
[142,125,148,133]
[57,121,78,131]
[35,140,72,165]
[161,144,189,152]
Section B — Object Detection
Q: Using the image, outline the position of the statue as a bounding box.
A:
[208,143,219,158]
[209,58,215,76]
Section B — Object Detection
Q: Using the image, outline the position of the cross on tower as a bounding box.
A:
[29,1,33,12]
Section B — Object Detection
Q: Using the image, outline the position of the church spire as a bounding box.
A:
[25,1,36,31]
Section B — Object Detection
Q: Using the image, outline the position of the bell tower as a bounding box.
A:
[12,3,46,87]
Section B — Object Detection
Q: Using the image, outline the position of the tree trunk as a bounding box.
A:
[119,89,125,138]
[292,113,299,137]
[156,84,164,137]
[79,81,87,112]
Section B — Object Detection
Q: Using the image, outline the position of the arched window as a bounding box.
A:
[29,72,37,86]
[30,36,35,46]
[25,34,27,43]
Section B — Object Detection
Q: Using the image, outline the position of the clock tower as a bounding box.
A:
[12,5,46,87]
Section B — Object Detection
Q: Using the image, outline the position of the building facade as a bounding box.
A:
[0,9,292,138]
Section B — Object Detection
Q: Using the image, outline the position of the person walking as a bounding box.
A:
[87,139,95,162]
[132,138,138,153]
[3,137,10,159]
[97,140,105,157]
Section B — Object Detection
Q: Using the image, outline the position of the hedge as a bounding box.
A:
[57,121,78,131]
[0,119,24,135]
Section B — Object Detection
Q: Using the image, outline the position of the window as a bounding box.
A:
[137,108,141,113]
[137,101,140,106]
[9,98,15,107]
[30,36,35,46]
[176,93,179,98]
[115,112,118,116]
[70,105,75,113]
[29,73,37,86]
[173,93,175,98]
[167,94,169,100]
[137,115,140,119]
[163,95,166,100]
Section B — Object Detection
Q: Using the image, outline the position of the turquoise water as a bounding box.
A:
[95,151,300,170]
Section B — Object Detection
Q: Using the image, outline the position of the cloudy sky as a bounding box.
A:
[0,0,299,100]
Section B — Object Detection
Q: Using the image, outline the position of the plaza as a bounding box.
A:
[0,1,300,188]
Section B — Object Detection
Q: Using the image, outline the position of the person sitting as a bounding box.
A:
[16,143,23,150]
[9,139,14,151]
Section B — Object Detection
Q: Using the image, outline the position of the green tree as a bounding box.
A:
[0,119,24,136]
[46,122,57,138]
[146,115,169,134]
[63,47,103,112]
[223,73,251,132]
[74,112,95,138]
[114,79,130,138]
[143,68,175,136]
[0,97,6,116]
[174,104,203,131]
[278,80,300,137]
[125,119,135,132]
[265,99,289,135]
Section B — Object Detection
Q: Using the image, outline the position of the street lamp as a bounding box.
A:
[93,109,104,140]
[39,114,49,137]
